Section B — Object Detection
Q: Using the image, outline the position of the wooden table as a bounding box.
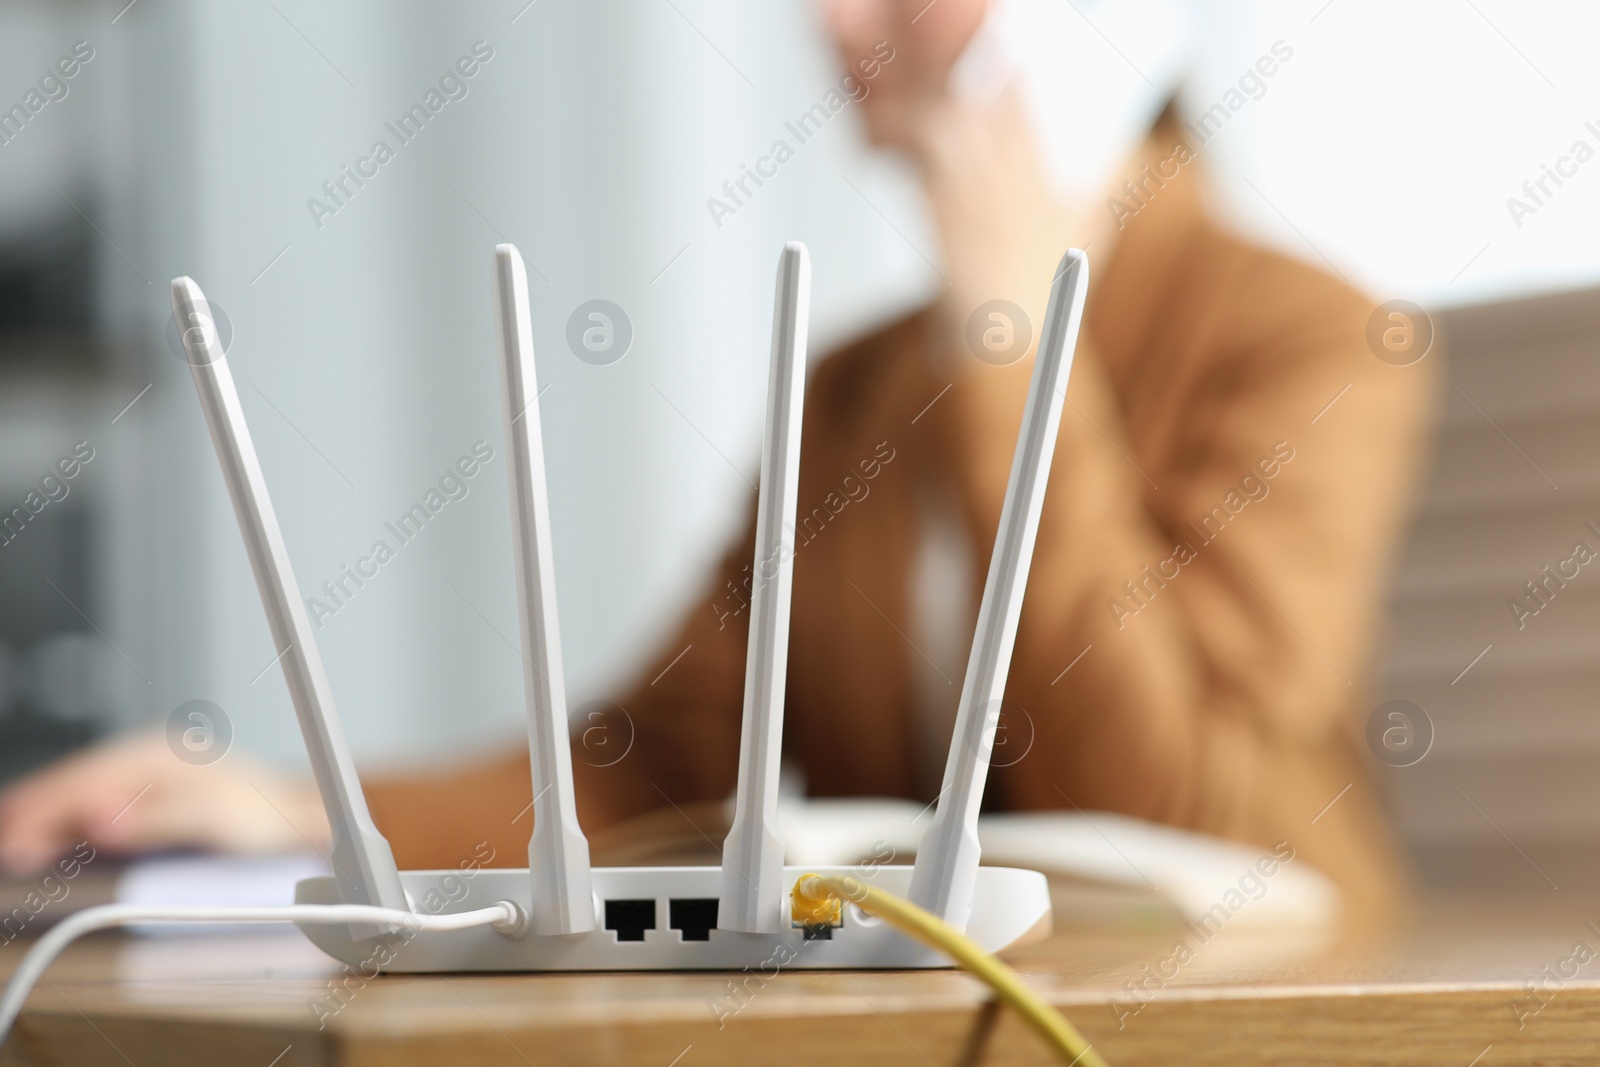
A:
[2,885,1597,1066]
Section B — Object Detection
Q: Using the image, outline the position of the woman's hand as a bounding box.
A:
[822,0,1115,360]
[0,729,328,875]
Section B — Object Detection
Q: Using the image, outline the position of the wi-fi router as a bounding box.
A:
[172,242,1089,971]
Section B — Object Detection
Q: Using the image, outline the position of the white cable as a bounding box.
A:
[0,901,521,1048]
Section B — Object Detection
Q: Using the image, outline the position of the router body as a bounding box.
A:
[295,865,1050,971]
[174,242,1088,972]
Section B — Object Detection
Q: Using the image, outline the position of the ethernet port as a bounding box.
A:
[669,898,719,941]
[800,923,834,941]
[604,899,656,942]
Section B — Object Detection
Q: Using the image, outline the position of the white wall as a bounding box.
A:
[1184,0,1600,305]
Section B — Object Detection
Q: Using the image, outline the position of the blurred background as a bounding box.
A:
[2,0,1599,891]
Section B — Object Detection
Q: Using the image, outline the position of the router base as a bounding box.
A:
[294,865,1050,971]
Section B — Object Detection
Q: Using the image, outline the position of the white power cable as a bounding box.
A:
[0,900,522,1048]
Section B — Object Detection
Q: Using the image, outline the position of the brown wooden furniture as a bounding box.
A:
[1,885,1593,1066]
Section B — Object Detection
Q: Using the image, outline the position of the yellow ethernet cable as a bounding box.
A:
[793,873,1109,1067]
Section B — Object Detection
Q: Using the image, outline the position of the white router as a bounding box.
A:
[170,242,1089,971]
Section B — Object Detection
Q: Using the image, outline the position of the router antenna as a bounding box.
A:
[908,249,1089,929]
[492,246,597,935]
[719,242,811,933]
[172,277,408,933]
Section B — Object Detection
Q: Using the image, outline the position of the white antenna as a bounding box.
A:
[719,242,811,932]
[908,249,1089,929]
[491,246,597,935]
[172,277,409,933]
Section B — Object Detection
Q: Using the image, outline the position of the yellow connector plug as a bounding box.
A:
[790,873,843,928]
